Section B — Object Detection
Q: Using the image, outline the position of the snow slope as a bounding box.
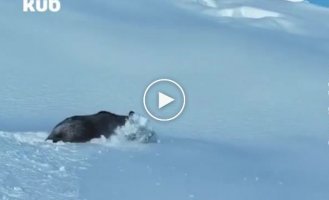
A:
[1,0,329,199]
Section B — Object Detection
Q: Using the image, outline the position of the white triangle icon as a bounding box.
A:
[158,92,175,109]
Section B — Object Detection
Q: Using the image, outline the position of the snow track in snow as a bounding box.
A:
[0,132,88,200]
[0,115,156,199]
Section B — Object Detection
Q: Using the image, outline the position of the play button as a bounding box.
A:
[158,92,175,109]
[143,79,186,121]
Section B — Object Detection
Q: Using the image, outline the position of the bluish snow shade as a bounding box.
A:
[309,0,329,7]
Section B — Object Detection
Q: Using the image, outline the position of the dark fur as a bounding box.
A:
[46,111,134,143]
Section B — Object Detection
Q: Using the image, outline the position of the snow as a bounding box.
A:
[196,0,218,8]
[285,0,304,2]
[1,0,329,199]
[215,6,281,19]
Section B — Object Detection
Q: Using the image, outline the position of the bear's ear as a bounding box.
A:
[128,111,135,117]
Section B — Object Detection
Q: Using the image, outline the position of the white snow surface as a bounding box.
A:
[1,0,329,199]
[285,0,304,2]
[215,6,281,19]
